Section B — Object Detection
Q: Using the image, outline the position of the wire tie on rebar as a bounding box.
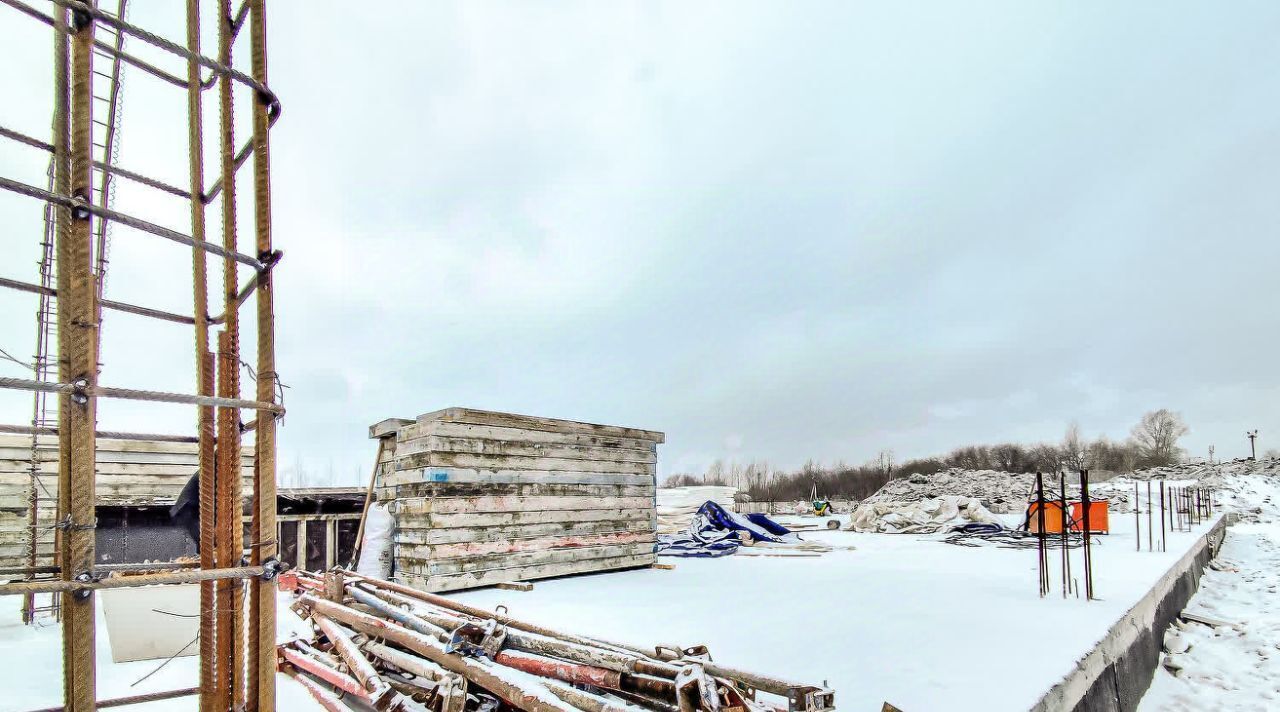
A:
[259,557,286,581]
[71,377,89,405]
[70,5,91,32]
[70,195,91,221]
[257,248,283,274]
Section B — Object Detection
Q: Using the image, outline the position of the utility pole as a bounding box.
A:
[1247,430,1258,460]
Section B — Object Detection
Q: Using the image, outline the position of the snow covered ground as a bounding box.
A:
[0,591,321,712]
[1137,463,1280,711]
[450,513,1218,711]
[5,463,1272,711]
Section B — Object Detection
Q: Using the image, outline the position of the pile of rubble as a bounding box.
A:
[857,468,1038,515]
[1131,458,1280,484]
[277,568,835,712]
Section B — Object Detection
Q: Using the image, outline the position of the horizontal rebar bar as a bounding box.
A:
[0,125,192,199]
[0,561,200,577]
[51,0,280,113]
[0,275,198,325]
[25,686,199,712]
[0,0,190,88]
[0,423,199,443]
[0,376,285,413]
[0,176,265,269]
[0,565,266,595]
[211,269,267,324]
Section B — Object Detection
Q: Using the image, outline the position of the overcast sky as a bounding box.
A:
[2,1,1279,485]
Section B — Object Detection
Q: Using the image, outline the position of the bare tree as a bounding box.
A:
[1061,422,1089,472]
[1130,409,1189,466]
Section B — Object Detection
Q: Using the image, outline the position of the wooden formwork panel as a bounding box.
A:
[371,409,662,593]
[395,553,657,593]
[0,434,254,569]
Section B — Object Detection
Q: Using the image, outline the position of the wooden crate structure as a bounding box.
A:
[369,408,663,592]
[276,488,366,572]
[0,434,253,569]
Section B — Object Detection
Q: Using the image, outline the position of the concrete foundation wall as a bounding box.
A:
[1032,516,1229,712]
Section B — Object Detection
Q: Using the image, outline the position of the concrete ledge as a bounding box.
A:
[1031,515,1230,712]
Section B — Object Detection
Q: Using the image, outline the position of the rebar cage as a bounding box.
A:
[0,1,283,710]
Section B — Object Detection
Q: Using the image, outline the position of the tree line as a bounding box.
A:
[662,409,1190,503]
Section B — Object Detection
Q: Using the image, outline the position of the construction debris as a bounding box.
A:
[279,569,837,712]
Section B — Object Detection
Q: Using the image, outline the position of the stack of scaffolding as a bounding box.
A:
[281,569,836,712]
[369,408,663,592]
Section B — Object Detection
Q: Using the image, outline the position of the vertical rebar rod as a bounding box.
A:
[1035,473,1046,596]
[248,2,279,708]
[1081,470,1093,600]
[1060,473,1068,597]
[1152,481,1162,553]
[215,331,242,709]
[1134,481,1140,552]
[60,3,99,708]
[51,0,72,635]
[1159,481,1166,552]
[214,0,242,702]
[182,1,217,707]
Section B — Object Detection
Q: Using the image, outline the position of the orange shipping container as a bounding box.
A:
[1070,500,1109,534]
[1027,501,1068,534]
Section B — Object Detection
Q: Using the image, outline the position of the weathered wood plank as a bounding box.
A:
[393,495,652,515]
[395,553,656,593]
[414,408,664,443]
[396,542,656,576]
[384,468,654,487]
[395,451,654,476]
[385,482,654,500]
[395,508,655,530]
[394,421,659,454]
[396,531,656,560]
[394,435,657,464]
[394,518,654,545]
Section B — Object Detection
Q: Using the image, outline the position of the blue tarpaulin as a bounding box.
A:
[657,501,800,557]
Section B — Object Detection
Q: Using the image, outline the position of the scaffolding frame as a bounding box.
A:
[0,1,283,710]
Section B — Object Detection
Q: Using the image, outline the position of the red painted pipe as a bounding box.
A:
[494,649,622,688]
[280,646,369,699]
[283,666,356,712]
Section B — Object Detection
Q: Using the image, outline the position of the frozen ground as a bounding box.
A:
[0,591,320,712]
[3,465,1266,711]
[451,513,1218,712]
[1138,466,1280,711]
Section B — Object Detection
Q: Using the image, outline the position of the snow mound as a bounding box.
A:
[858,467,1037,514]
[848,495,1000,533]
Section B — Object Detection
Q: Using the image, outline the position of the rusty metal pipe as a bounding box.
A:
[495,649,621,689]
[280,665,356,712]
[279,647,368,700]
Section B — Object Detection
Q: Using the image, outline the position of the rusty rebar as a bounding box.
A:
[249,3,280,708]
